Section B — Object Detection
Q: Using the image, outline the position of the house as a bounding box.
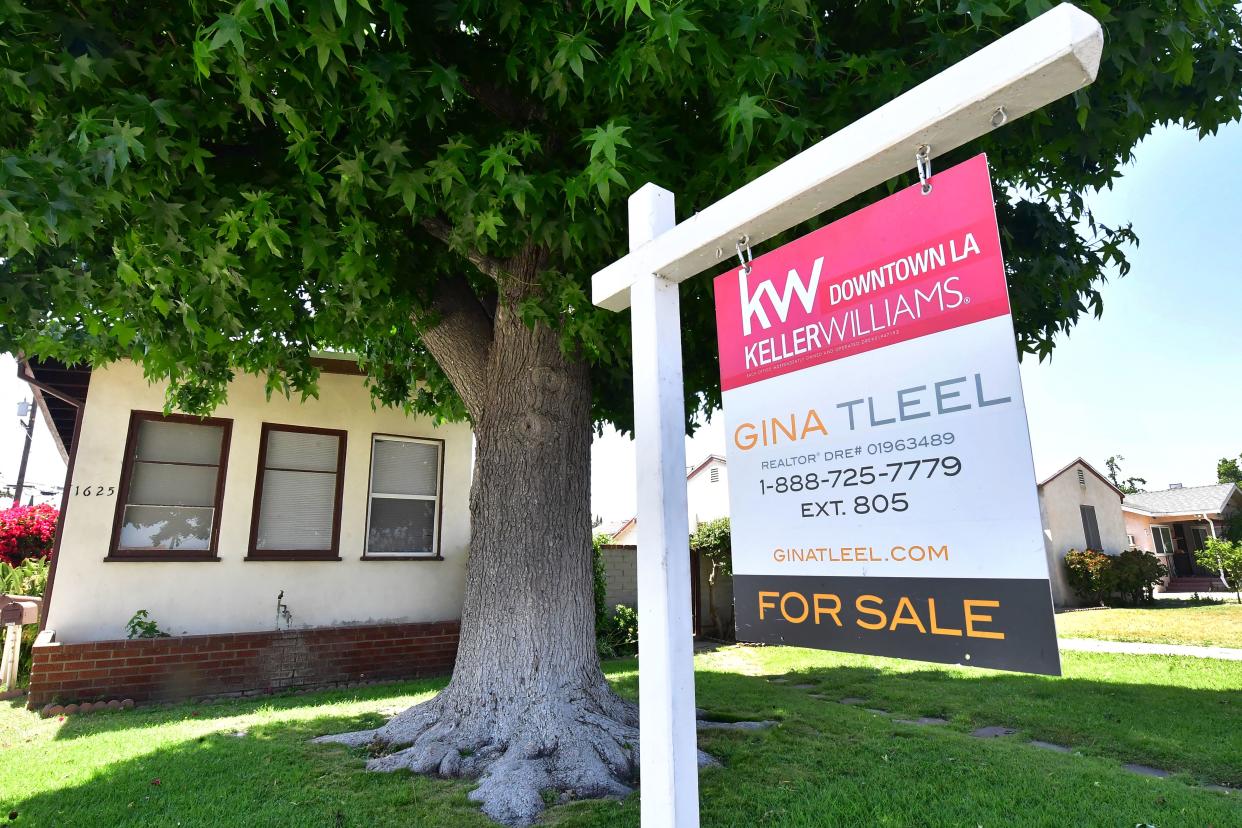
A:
[18,356,472,707]
[1123,483,1241,592]
[600,454,734,636]
[1037,458,1128,607]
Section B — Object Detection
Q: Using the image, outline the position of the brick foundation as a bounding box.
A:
[27,620,458,707]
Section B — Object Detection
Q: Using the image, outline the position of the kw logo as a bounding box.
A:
[739,257,824,336]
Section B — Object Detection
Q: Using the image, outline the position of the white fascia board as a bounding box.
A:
[592,3,1103,311]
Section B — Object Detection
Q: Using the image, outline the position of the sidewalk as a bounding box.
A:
[1059,637,1242,661]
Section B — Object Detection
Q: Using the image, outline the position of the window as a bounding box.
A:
[1152,526,1174,556]
[363,435,443,559]
[109,412,232,561]
[248,424,346,560]
[1080,505,1102,550]
[1126,534,1136,548]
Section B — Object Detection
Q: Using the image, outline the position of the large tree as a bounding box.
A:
[2,1,1240,822]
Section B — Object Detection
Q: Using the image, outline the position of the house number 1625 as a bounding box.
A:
[72,485,116,497]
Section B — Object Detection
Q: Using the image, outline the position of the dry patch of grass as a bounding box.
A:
[1055,600,1242,648]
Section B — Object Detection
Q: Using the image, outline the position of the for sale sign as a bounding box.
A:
[713,154,1059,675]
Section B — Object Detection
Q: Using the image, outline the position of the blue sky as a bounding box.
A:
[2,122,1239,515]
[1018,119,1242,491]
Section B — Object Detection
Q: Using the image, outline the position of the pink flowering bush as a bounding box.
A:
[0,503,58,566]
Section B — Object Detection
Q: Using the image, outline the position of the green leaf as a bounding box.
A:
[625,0,654,22]
[208,14,245,55]
[582,121,631,165]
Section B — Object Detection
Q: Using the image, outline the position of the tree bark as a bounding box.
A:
[319,280,651,825]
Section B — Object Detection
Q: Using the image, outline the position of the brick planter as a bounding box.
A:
[27,620,458,707]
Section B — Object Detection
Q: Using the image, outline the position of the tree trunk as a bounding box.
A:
[318,298,644,825]
[706,562,722,640]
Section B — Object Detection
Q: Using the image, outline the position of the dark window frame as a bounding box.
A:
[106,410,233,562]
[360,432,446,561]
[246,422,347,562]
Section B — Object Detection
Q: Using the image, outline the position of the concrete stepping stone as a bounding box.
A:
[838,697,867,705]
[696,720,777,731]
[767,677,789,684]
[1122,763,1171,778]
[1029,740,1072,753]
[971,726,1017,738]
[895,716,948,726]
[864,708,889,716]
[790,683,817,689]
[1202,784,1234,795]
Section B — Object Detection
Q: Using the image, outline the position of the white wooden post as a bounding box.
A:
[629,183,700,828]
[1,624,19,691]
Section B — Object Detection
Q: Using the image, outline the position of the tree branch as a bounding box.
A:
[459,76,547,126]
[414,275,495,420]
[421,217,508,283]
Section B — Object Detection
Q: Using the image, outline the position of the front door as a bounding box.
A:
[1187,525,1210,574]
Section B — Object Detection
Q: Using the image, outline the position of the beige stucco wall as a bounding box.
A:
[1037,463,1127,607]
[47,361,472,642]
[1124,510,1157,552]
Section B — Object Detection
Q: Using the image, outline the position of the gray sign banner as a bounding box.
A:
[733,574,1060,675]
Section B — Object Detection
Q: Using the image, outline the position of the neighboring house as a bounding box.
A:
[1123,483,1241,591]
[19,356,471,707]
[686,454,729,526]
[602,454,733,636]
[1037,458,1128,607]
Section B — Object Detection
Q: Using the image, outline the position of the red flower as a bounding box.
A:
[0,504,58,566]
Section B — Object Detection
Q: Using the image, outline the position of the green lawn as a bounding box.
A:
[1,646,1238,827]
[1055,600,1242,648]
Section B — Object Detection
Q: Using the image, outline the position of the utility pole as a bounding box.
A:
[13,400,34,507]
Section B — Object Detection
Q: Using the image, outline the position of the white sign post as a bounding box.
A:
[593,5,1103,826]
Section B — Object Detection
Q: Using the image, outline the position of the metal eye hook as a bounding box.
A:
[915,144,933,195]
[735,235,753,276]
[991,105,1008,128]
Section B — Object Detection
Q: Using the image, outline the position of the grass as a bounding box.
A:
[0,646,1238,827]
[1055,600,1242,648]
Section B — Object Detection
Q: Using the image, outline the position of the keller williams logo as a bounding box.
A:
[738,258,823,336]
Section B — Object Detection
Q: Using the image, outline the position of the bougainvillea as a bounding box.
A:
[0,504,59,566]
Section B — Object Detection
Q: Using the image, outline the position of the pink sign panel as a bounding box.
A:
[713,154,1010,392]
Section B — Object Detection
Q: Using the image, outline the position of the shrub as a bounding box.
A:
[591,533,617,658]
[597,604,638,658]
[0,557,50,597]
[0,504,58,566]
[1197,538,1242,604]
[1064,548,1166,607]
[591,533,610,633]
[1064,549,1112,604]
[126,610,170,639]
[1111,548,1167,605]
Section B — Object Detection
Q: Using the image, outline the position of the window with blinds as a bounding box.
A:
[248,425,347,560]
[365,436,443,558]
[110,413,232,560]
